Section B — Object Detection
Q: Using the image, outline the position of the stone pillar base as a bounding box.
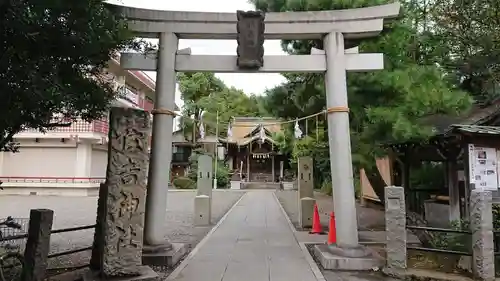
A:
[194,195,211,226]
[83,266,158,281]
[283,182,295,190]
[313,244,384,271]
[298,197,315,229]
[142,243,188,267]
[143,243,173,253]
[230,180,241,190]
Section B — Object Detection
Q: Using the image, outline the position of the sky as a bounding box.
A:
[113,0,288,108]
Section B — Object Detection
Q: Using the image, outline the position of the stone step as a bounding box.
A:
[241,182,281,189]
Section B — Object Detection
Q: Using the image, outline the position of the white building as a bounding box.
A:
[0,58,160,196]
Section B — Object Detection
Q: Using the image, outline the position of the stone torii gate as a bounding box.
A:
[111,2,400,264]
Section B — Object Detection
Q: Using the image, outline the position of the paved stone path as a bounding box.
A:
[168,190,318,281]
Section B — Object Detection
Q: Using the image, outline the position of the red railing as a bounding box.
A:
[0,177,106,184]
[20,97,152,135]
[140,98,154,112]
[92,119,109,134]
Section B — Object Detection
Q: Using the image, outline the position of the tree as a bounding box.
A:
[432,0,500,103]
[197,87,264,135]
[0,0,141,151]
[177,72,226,141]
[177,72,266,139]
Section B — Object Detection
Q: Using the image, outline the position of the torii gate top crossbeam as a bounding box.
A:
[109,3,400,40]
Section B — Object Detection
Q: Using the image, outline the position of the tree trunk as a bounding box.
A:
[363,160,434,247]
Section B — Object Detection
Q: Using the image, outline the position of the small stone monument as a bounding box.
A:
[197,155,213,197]
[470,190,495,281]
[195,155,213,226]
[85,107,157,281]
[384,186,407,271]
[297,157,314,227]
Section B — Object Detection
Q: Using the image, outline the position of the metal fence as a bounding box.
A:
[0,217,29,254]
[406,225,472,256]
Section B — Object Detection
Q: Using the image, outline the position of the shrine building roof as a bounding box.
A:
[221,117,282,146]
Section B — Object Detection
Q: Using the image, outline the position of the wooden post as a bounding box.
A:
[89,182,106,271]
[21,209,54,281]
[447,161,461,223]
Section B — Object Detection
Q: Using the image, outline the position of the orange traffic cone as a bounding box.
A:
[327,212,337,244]
[309,204,323,234]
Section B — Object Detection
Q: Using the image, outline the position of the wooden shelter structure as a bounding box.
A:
[362,100,500,226]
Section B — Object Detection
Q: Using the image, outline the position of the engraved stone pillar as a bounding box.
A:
[384,186,407,270]
[98,107,152,277]
[195,155,212,225]
[297,156,314,200]
[197,155,213,197]
[470,190,495,281]
[21,209,54,281]
[299,197,316,229]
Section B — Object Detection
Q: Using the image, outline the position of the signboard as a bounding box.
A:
[236,10,265,70]
[468,144,498,190]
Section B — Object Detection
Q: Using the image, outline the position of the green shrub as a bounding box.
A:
[215,164,230,189]
[321,180,332,196]
[172,177,195,189]
[429,219,471,253]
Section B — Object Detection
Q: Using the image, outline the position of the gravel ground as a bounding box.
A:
[275,190,386,231]
[0,190,244,271]
[277,191,396,281]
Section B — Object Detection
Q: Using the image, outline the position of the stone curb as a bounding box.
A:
[381,267,475,281]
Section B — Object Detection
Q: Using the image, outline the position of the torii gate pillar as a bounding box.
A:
[143,33,178,253]
[324,32,358,248]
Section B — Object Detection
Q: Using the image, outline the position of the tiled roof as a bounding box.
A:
[230,117,281,140]
[448,125,500,136]
[421,99,500,135]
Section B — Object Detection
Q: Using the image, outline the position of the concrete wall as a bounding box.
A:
[0,140,104,196]
[2,145,76,177]
[91,148,108,178]
[424,200,451,228]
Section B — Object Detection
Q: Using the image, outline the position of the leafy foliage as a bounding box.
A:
[172,176,196,189]
[432,0,500,103]
[177,72,266,141]
[0,0,143,151]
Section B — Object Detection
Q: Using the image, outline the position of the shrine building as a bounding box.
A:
[220,117,289,184]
